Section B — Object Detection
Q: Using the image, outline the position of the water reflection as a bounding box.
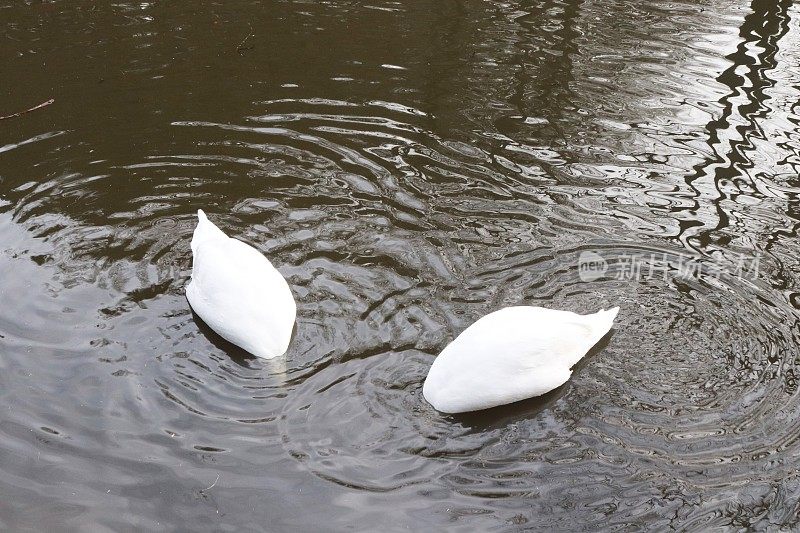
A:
[682,0,793,251]
[2,0,800,529]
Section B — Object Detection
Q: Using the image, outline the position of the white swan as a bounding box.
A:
[186,210,296,359]
[423,306,619,413]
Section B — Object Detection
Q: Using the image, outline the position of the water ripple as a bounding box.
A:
[3,0,800,529]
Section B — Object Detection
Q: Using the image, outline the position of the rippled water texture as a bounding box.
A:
[3,0,800,529]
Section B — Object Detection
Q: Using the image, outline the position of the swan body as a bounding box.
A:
[423,306,619,413]
[186,210,296,359]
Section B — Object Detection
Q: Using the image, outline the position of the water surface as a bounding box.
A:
[3,0,800,529]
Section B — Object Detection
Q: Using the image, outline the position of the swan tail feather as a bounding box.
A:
[591,306,619,341]
[191,210,228,254]
[601,306,620,323]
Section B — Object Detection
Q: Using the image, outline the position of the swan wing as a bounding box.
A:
[423,306,618,413]
[186,212,296,359]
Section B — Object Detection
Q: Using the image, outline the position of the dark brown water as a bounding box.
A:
[3,0,800,529]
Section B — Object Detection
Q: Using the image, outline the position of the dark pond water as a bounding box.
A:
[3,0,800,529]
